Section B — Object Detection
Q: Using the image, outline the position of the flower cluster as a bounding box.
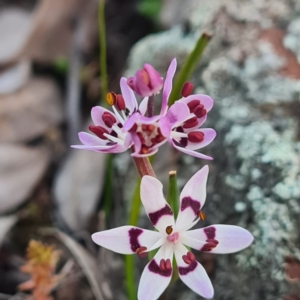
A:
[72,59,216,160]
[92,166,253,299]
[72,58,253,299]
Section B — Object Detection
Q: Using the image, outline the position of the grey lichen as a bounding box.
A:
[124,0,300,298]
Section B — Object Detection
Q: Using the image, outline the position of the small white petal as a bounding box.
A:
[92,226,161,254]
[175,166,209,231]
[120,77,138,115]
[91,106,115,128]
[160,58,177,116]
[139,97,149,115]
[172,142,213,160]
[141,176,175,233]
[174,243,214,299]
[138,243,173,300]
[77,132,108,146]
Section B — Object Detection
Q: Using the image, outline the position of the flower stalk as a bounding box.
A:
[167,171,179,218]
[132,155,156,178]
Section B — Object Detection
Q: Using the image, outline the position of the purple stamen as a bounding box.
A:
[148,259,172,277]
[149,204,173,225]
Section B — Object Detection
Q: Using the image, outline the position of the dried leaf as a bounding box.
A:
[0,215,18,246]
[44,229,104,300]
[0,61,31,95]
[0,78,63,143]
[53,148,106,232]
[0,0,98,67]
[0,9,31,63]
[0,144,50,214]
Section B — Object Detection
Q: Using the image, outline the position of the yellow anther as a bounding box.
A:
[198,210,206,221]
[166,225,173,235]
[106,92,116,106]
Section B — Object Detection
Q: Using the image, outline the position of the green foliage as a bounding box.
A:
[169,33,211,105]
[53,56,68,74]
[137,0,162,20]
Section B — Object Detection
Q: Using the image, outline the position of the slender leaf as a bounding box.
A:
[169,33,211,105]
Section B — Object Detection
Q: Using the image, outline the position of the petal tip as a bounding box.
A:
[91,232,100,245]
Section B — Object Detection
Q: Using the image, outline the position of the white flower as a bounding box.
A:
[92,166,253,299]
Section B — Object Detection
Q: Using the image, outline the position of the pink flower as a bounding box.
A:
[71,77,146,153]
[125,58,216,159]
[92,166,254,300]
[127,64,163,97]
[72,58,216,159]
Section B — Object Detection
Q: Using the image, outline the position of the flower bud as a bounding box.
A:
[127,63,163,97]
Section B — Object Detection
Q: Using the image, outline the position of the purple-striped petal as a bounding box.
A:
[91,226,161,254]
[174,243,214,299]
[141,176,175,233]
[159,102,190,137]
[131,147,159,158]
[179,94,214,112]
[123,112,140,132]
[91,106,116,129]
[182,225,254,254]
[171,142,213,160]
[120,77,138,114]
[175,166,209,231]
[159,115,172,137]
[160,58,177,116]
[186,128,216,150]
[77,132,108,146]
[130,132,142,156]
[139,97,149,115]
[138,243,173,300]
[138,114,161,125]
[71,144,114,151]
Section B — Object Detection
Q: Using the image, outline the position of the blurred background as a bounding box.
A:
[1,0,300,299]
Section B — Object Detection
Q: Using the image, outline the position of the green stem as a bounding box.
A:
[102,154,113,215]
[125,155,155,300]
[168,33,211,105]
[125,179,141,300]
[98,0,108,103]
[167,171,179,218]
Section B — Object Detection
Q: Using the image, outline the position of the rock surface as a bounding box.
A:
[126,0,300,298]
[0,78,63,143]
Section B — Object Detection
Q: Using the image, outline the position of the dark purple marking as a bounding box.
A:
[128,228,143,252]
[178,260,197,275]
[201,228,218,251]
[201,242,217,252]
[173,127,188,147]
[173,138,188,147]
[149,204,173,225]
[204,226,216,239]
[148,259,172,277]
[181,197,200,215]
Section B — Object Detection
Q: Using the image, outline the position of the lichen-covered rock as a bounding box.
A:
[126,0,300,299]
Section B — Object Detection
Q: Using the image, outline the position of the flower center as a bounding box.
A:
[131,122,166,154]
[167,232,179,245]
